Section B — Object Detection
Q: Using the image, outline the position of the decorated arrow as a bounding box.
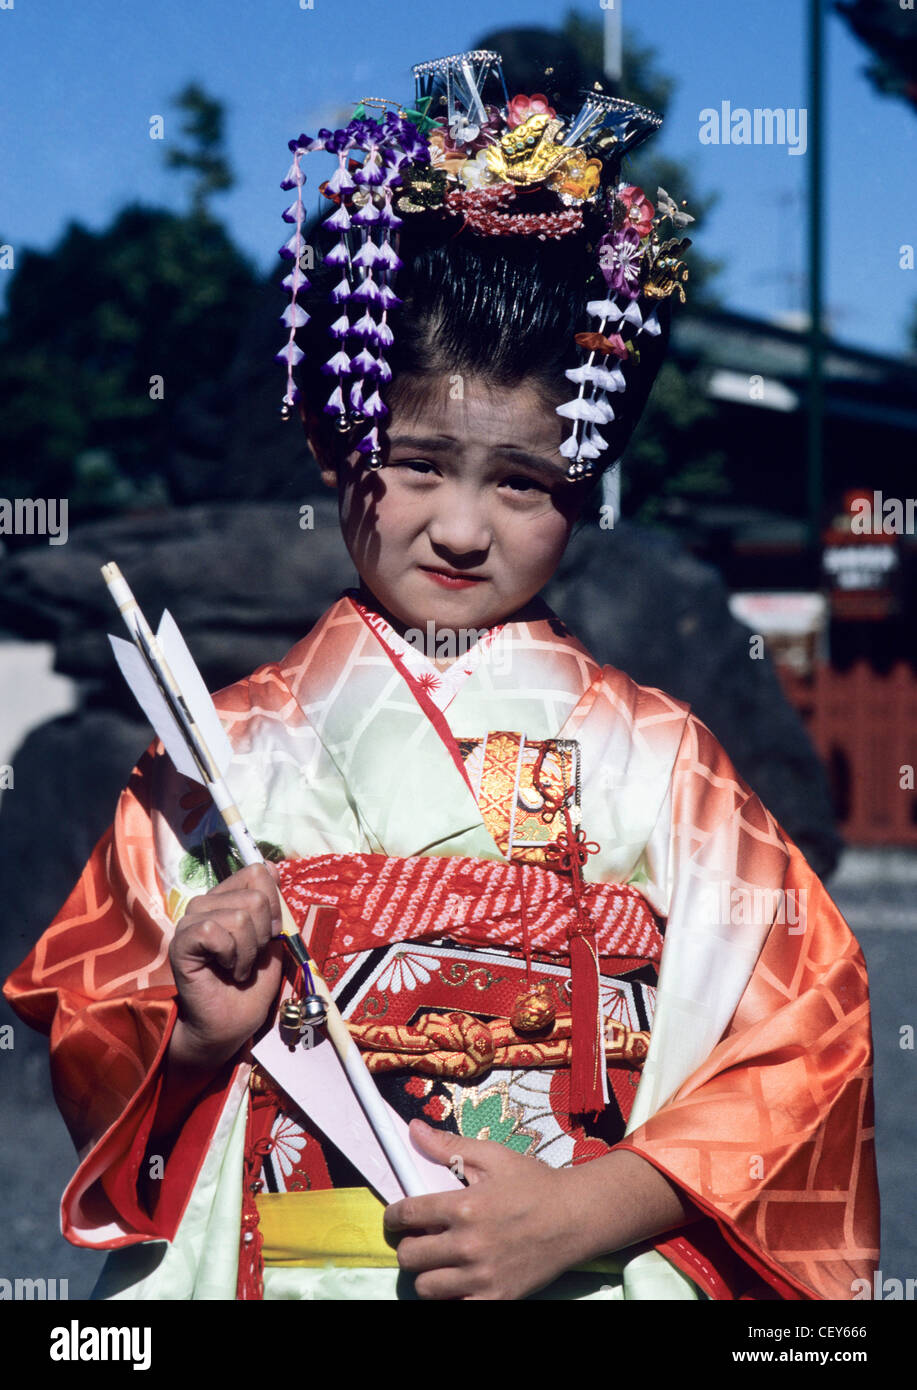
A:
[100,560,431,1199]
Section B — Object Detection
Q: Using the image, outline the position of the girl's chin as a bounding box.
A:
[362,578,509,634]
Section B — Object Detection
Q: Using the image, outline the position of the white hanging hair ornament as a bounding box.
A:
[275,53,693,480]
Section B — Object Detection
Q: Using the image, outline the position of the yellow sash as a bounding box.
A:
[255,1187,624,1273]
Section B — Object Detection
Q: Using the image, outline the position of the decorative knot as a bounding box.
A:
[545,824,600,876]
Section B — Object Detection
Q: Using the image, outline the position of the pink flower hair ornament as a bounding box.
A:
[276,51,694,480]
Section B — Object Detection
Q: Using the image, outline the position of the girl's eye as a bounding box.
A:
[502,474,548,494]
[392,461,550,496]
[396,459,438,475]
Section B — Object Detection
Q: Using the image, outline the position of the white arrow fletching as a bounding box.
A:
[156,610,234,777]
[108,634,204,783]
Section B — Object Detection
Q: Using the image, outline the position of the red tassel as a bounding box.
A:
[237,1199,265,1301]
[568,925,605,1116]
[532,749,605,1118]
[540,800,606,1117]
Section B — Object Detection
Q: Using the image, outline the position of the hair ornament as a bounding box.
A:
[276,52,693,476]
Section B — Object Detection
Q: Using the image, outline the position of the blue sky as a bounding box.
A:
[1,0,915,356]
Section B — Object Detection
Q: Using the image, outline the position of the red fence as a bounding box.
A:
[780,663,917,846]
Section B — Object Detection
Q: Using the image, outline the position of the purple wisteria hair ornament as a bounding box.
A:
[276,50,694,480]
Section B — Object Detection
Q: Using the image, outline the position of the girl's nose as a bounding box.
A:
[427,494,492,558]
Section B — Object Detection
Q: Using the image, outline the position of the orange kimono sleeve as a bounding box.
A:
[615,719,879,1301]
[2,748,236,1250]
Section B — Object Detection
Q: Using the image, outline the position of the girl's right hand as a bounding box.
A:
[167,862,285,1071]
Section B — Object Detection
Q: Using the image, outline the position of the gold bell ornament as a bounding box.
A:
[510,981,557,1034]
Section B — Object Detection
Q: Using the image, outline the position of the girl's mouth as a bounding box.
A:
[419,566,487,590]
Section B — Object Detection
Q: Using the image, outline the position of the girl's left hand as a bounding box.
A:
[383,1119,590,1300]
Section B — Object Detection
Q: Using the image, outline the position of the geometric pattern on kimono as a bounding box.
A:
[2,592,879,1302]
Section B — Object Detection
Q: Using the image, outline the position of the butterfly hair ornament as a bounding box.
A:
[275,50,694,481]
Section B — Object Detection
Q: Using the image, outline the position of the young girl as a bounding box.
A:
[4,52,878,1302]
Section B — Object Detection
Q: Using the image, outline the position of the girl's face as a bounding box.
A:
[311,373,588,638]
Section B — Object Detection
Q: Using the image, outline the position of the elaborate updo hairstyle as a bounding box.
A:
[297,205,672,482]
[286,41,682,483]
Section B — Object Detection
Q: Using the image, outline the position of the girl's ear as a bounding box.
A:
[298,401,340,490]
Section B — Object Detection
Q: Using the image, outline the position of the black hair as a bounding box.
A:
[298,204,672,474]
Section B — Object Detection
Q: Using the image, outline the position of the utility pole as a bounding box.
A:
[603,1,623,83]
[807,0,825,550]
[601,1,624,525]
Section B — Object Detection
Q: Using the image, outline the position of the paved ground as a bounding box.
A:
[0,639,914,1299]
[830,852,917,1294]
[0,638,76,810]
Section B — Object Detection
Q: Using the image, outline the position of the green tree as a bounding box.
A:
[0,206,257,520]
[0,86,261,525]
[835,3,917,360]
[164,83,234,219]
[835,0,917,114]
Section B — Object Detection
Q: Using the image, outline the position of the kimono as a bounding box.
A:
[3,591,879,1301]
